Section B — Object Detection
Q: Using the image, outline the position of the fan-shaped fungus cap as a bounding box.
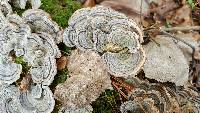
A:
[18,85,55,113]
[0,8,56,112]
[30,56,57,86]
[0,85,22,113]
[121,78,184,113]
[24,33,60,65]
[102,48,145,77]
[24,33,59,86]
[63,26,76,47]
[22,9,62,43]
[0,61,22,85]
[63,6,145,77]
[143,35,189,86]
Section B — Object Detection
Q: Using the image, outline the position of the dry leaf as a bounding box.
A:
[83,0,96,7]
[98,0,149,23]
[167,5,193,26]
[150,0,179,16]
[198,0,200,4]
[19,75,32,92]
[175,32,200,61]
[56,56,68,71]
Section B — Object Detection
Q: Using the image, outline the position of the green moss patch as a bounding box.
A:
[41,0,82,28]
[92,89,122,113]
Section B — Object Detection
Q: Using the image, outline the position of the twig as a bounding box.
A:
[111,81,128,100]
[110,75,134,91]
[160,30,196,65]
[160,26,200,32]
[139,0,143,26]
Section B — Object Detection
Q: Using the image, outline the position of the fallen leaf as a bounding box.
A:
[98,0,150,23]
[166,5,193,26]
[19,75,32,92]
[83,0,96,7]
[150,0,179,16]
[57,56,68,71]
[175,32,200,61]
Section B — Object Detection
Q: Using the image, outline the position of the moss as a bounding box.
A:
[58,42,72,56]
[92,89,122,113]
[52,100,63,113]
[14,56,30,74]
[11,0,81,28]
[50,68,69,90]
[40,0,82,28]
[187,0,195,10]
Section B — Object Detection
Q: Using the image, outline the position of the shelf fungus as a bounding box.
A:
[0,61,22,85]
[18,85,55,113]
[0,6,59,112]
[54,50,112,112]
[0,15,27,85]
[30,56,57,86]
[143,35,189,86]
[12,0,41,9]
[0,84,55,113]
[24,33,60,86]
[120,77,200,113]
[0,85,22,113]
[63,6,145,78]
[22,9,62,44]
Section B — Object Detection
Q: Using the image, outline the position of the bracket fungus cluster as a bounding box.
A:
[58,5,196,112]
[0,1,61,112]
[0,1,198,112]
[63,6,146,78]
[0,84,55,113]
[120,77,200,113]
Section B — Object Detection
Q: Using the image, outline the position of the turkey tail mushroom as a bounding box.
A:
[22,9,62,44]
[63,6,145,78]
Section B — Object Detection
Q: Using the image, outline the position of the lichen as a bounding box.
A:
[54,50,112,112]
